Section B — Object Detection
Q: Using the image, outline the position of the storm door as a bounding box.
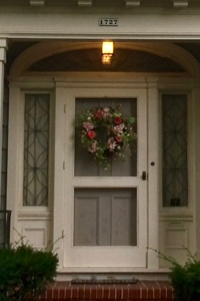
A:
[64,88,147,269]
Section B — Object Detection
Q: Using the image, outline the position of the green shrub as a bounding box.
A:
[155,248,200,301]
[0,243,58,301]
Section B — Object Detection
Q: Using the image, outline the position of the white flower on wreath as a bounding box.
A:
[113,123,125,134]
[88,140,98,153]
[107,137,117,152]
[83,121,94,131]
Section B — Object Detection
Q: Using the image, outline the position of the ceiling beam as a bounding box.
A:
[125,0,141,7]
[78,0,93,6]
[172,0,189,8]
[30,0,45,6]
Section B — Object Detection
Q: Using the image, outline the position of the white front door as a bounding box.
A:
[63,87,147,269]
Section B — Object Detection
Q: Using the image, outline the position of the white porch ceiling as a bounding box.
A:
[26,0,198,8]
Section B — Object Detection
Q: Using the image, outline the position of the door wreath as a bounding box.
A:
[76,106,137,169]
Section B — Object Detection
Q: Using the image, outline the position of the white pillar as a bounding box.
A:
[0,39,7,208]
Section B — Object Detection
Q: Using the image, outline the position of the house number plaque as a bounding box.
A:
[99,18,119,26]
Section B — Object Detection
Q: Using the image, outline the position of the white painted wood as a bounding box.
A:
[6,75,197,272]
[147,80,159,268]
[10,41,200,78]
[63,86,147,268]
[53,84,66,268]
[159,215,194,266]
[0,40,7,209]
[158,88,195,267]
[2,8,200,41]
[7,89,52,245]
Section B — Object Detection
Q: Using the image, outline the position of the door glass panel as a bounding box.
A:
[23,94,50,206]
[162,94,188,207]
[74,188,137,246]
[75,98,137,177]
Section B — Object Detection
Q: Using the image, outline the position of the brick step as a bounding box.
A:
[39,281,174,301]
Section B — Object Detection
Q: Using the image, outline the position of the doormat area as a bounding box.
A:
[71,277,137,284]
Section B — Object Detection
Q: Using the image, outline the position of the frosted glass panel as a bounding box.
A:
[162,94,188,207]
[74,188,137,246]
[75,98,137,177]
[23,94,50,206]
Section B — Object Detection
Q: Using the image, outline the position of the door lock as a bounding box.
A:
[141,171,147,181]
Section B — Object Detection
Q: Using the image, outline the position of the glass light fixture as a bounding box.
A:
[102,41,114,65]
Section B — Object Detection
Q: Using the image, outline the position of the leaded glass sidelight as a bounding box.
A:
[162,94,188,207]
[23,94,50,206]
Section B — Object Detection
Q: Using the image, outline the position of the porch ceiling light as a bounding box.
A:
[102,41,114,65]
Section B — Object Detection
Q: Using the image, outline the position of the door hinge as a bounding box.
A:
[64,104,66,113]
[63,161,65,169]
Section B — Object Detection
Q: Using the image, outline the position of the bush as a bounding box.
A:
[155,248,200,301]
[0,243,58,301]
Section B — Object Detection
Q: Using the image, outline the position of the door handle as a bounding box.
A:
[141,171,147,181]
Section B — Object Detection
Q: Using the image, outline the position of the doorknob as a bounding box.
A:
[141,171,147,181]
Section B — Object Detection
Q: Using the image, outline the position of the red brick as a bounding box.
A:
[91,286,97,299]
[34,280,174,301]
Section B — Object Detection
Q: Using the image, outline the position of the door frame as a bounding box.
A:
[6,75,160,273]
[53,77,160,272]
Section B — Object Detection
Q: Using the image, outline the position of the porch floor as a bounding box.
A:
[39,281,174,301]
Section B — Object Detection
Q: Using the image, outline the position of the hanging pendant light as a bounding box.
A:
[102,41,114,65]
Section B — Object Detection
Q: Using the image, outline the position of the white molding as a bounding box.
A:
[125,0,141,7]
[2,9,200,40]
[56,266,170,273]
[30,0,45,6]
[160,211,193,219]
[9,41,200,77]
[78,0,93,6]
[172,0,189,8]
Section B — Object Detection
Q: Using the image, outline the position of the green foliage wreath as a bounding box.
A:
[76,106,137,169]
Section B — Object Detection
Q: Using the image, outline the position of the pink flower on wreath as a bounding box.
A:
[88,141,98,153]
[113,123,125,134]
[83,121,94,131]
[87,130,96,139]
[102,107,110,118]
[107,137,117,152]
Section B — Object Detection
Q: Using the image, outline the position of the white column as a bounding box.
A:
[0,39,7,208]
[147,79,160,268]
[192,84,200,259]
